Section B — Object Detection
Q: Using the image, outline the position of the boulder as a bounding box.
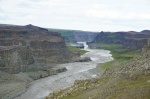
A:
[75,57,91,62]
[47,67,67,75]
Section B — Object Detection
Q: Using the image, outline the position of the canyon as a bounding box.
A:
[0,24,80,99]
[0,24,79,73]
[15,42,113,99]
[46,38,150,99]
[51,29,150,51]
[0,24,150,99]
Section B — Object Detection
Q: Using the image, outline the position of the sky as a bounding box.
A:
[0,0,150,32]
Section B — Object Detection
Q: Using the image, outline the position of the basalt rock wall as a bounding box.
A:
[0,25,76,73]
[91,31,150,50]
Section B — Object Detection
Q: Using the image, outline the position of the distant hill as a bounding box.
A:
[48,28,76,42]
[0,24,16,26]
[1,24,150,50]
[48,28,99,42]
[48,28,150,51]
[89,30,150,51]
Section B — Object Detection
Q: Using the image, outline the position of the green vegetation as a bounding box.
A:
[48,28,90,42]
[46,43,150,99]
[101,59,122,69]
[100,44,140,59]
[67,46,88,55]
[83,75,150,99]
[46,74,150,99]
[99,44,141,69]
[0,24,15,26]
[48,28,75,42]
[108,34,118,39]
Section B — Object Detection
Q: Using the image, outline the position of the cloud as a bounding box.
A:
[86,1,150,20]
[0,0,150,31]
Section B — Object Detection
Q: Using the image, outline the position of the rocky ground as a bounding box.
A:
[46,41,150,99]
[10,42,112,99]
[0,25,86,99]
[0,66,67,99]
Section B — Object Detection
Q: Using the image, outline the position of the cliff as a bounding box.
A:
[90,31,150,51]
[0,25,76,73]
[49,29,150,51]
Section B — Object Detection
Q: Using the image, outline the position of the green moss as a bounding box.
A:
[67,46,88,55]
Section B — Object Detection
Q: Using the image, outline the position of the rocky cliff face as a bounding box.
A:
[49,29,150,50]
[0,25,76,73]
[92,31,150,50]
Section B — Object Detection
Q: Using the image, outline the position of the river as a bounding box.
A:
[15,42,113,99]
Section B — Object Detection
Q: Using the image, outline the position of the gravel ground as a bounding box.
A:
[14,42,113,99]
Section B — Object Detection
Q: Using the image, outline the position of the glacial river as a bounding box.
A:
[15,42,113,99]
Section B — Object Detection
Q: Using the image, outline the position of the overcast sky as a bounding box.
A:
[0,0,150,32]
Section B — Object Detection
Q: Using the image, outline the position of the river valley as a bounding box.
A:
[15,42,113,99]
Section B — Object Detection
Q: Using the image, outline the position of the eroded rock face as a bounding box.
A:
[91,31,150,50]
[0,25,76,73]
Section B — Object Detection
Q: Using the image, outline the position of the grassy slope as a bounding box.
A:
[45,44,150,99]
[67,46,88,55]
[48,28,89,42]
[46,73,150,99]
[48,28,75,42]
[62,74,150,99]
[0,24,16,26]
[99,44,140,69]
[72,45,149,99]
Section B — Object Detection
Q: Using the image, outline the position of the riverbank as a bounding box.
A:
[45,43,150,99]
[14,42,113,99]
[0,44,93,99]
[0,66,68,99]
[67,46,88,55]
